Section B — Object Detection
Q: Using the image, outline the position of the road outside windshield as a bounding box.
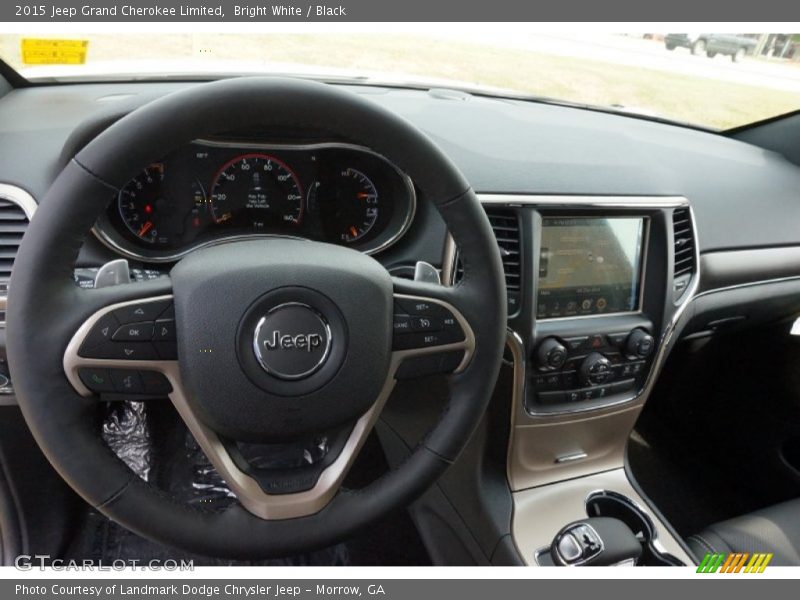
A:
[1,31,799,129]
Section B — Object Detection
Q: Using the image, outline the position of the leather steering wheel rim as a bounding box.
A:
[6,77,507,558]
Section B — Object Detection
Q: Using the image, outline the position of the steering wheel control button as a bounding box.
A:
[78,313,121,355]
[90,341,160,361]
[110,370,144,394]
[112,321,155,342]
[78,368,115,393]
[393,315,412,333]
[411,316,442,332]
[140,370,173,395]
[392,300,465,350]
[252,303,332,380]
[153,319,176,341]
[112,299,172,324]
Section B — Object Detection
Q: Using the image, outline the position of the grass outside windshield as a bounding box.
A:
[1,32,799,130]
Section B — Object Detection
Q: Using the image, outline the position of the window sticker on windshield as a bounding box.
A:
[20,39,88,65]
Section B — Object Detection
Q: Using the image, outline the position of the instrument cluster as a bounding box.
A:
[94,140,416,262]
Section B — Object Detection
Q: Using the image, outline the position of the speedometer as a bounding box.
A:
[208,154,304,230]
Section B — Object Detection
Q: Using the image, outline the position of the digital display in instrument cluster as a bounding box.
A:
[537,217,646,319]
[98,140,416,261]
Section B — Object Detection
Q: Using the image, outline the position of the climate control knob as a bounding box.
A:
[536,338,568,371]
[579,352,613,386]
[625,329,655,359]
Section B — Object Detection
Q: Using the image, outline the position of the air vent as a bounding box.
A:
[0,197,30,281]
[453,208,521,311]
[486,208,521,292]
[672,207,696,300]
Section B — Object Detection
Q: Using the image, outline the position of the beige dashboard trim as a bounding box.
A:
[511,468,693,566]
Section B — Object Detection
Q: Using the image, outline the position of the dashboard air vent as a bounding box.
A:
[0,197,30,281]
[0,197,30,282]
[453,208,521,310]
[672,207,695,299]
[485,208,521,293]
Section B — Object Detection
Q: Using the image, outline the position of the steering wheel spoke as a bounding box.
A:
[168,369,393,520]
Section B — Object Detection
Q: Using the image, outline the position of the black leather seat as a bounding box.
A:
[687,499,800,565]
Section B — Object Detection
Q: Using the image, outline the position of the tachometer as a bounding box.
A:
[117,164,205,246]
[208,153,304,229]
[310,167,379,243]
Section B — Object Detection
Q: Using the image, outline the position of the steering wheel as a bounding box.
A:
[6,78,506,558]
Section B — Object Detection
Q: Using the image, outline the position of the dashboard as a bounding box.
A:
[2,78,800,569]
[93,140,416,262]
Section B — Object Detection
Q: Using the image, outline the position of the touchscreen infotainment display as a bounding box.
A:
[537,217,645,319]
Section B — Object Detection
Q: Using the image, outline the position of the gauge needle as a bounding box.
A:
[138,221,153,237]
[349,226,359,238]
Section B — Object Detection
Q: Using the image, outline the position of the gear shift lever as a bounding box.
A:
[550,517,642,566]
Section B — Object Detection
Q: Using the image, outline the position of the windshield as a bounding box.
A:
[2,30,799,130]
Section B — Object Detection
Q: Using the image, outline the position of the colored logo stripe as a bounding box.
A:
[697,552,773,573]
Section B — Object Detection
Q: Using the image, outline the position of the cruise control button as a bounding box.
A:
[79,313,120,355]
[113,299,172,324]
[140,370,173,395]
[153,319,176,341]
[395,299,436,316]
[393,331,445,351]
[110,370,144,394]
[411,316,442,332]
[393,315,413,333]
[78,368,115,393]
[112,321,155,342]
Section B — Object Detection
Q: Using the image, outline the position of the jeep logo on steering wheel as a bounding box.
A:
[252,303,332,380]
[263,331,324,352]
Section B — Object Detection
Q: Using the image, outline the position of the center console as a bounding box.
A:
[444,194,699,566]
